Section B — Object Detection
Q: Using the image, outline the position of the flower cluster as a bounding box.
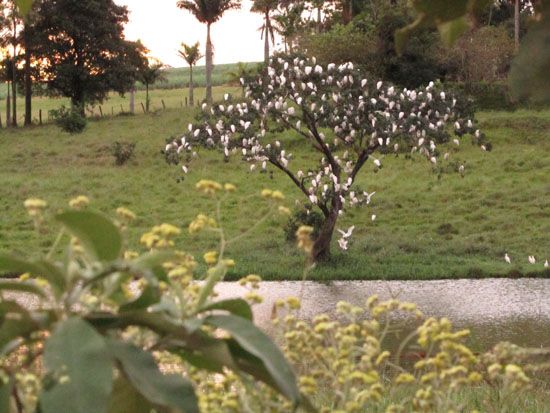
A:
[140,223,181,249]
[68,195,90,209]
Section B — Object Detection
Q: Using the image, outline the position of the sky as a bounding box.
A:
[115,0,277,68]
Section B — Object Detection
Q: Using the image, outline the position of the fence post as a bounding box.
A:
[39,109,42,125]
[99,106,103,117]
[141,102,146,113]
[120,104,124,113]
[112,107,114,116]
[161,100,166,110]
[185,97,188,107]
[0,112,2,128]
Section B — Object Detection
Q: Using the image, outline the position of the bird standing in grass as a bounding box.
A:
[504,253,511,264]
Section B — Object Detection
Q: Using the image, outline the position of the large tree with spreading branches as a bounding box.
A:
[165,55,490,261]
[28,0,146,113]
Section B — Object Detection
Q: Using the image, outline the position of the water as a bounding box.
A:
[215,278,550,350]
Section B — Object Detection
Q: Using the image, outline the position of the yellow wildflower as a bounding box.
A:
[203,251,219,265]
[278,206,291,215]
[395,373,415,385]
[224,183,237,192]
[271,190,285,200]
[196,179,222,195]
[116,207,137,221]
[69,195,90,209]
[261,189,273,198]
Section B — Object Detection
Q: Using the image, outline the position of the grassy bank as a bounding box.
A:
[0,104,548,281]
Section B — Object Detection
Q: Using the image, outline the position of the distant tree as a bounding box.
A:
[138,60,166,112]
[166,56,489,261]
[0,1,21,126]
[226,61,258,96]
[252,0,278,65]
[178,41,203,106]
[272,2,304,52]
[28,0,146,115]
[176,0,241,105]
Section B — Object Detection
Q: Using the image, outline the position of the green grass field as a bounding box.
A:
[0,63,258,124]
[0,98,548,281]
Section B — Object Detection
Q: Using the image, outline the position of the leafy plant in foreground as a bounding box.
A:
[0,189,311,413]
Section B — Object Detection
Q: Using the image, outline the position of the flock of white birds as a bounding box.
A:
[166,56,496,253]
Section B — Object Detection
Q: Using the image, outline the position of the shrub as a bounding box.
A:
[49,105,87,134]
[284,208,324,242]
[111,141,136,166]
[0,188,307,413]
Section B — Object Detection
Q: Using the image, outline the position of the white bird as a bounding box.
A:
[181,165,188,174]
[371,214,377,222]
[453,139,460,146]
[545,260,549,268]
[528,255,536,264]
[373,159,381,168]
[337,225,355,239]
[458,165,465,175]
[504,253,511,264]
[338,238,348,250]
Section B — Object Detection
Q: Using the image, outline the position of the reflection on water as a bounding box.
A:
[215,278,550,350]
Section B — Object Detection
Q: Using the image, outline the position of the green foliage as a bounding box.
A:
[111,141,137,166]
[441,26,515,84]
[284,208,324,242]
[0,201,307,412]
[49,106,87,134]
[28,0,147,108]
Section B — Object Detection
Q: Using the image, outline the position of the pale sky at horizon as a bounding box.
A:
[115,0,278,68]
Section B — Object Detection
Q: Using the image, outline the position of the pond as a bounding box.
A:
[215,278,550,350]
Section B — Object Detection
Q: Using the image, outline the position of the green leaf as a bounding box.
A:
[205,314,300,405]
[0,302,38,355]
[199,298,253,321]
[40,318,113,413]
[56,210,122,262]
[437,16,469,47]
[0,280,47,298]
[119,284,160,312]
[0,255,65,296]
[131,251,174,283]
[15,0,33,15]
[107,376,152,413]
[107,339,199,413]
[0,376,12,413]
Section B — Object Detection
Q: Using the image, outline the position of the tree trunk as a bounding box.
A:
[189,65,194,106]
[11,13,17,127]
[514,0,520,51]
[6,83,11,127]
[24,24,32,126]
[311,208,339,261]
[264,11,270,65]
[317,7,322,32]
[129,88,135,114]
[145,84,150,112]
[205,22,213,105]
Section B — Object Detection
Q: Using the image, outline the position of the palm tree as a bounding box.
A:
[252,0,278,66]
[138,60,166,112]
[177,0,241,105]
[178,41,203,106]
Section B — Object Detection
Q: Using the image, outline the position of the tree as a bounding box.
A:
[176,0,241,105]
[178,41,203,106]
[0,1,21,126]
[138,60,166,112]
[272,2,304,52]
[165,55,489,261]
[28,0,146,114]
[252,0,278,65]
